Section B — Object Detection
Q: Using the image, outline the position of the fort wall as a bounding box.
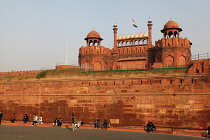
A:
[0,70,43,77]
[0,76,210,128]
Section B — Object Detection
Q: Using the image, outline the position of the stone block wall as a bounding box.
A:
[0,76,210,128]
[0,70,43,77]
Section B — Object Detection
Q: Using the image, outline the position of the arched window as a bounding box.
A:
[168,31,173,38]
[174,31,178,37]
[82,61,91,71]
[89,40,93,46]
[178,55,186,67]
[94,61,102,71]
[165,55,174,67]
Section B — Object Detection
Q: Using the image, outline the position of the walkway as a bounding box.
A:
[0,125,205,140]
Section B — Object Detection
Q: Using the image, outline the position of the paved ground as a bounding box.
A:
[0,125,205,140]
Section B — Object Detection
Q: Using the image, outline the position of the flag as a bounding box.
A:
[132,19,138,28]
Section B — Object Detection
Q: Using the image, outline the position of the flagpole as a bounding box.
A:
[132,25,134,35]
[132,19,134,35]
[66,40,68,65]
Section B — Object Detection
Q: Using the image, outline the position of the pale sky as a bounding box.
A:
[0,0,210,72]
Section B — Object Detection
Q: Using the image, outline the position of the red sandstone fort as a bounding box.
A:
[78,19,209,74]
[0,19,210,134]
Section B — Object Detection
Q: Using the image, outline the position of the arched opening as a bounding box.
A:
[94,40,98,46]
[89,40,93,46]
[123,42,126,46]
[93,61,102,71]
[178,55,186,67]
[165,55,174,67]
[174,31,178,37]
[82,61,91,71]
[168,31,173,38]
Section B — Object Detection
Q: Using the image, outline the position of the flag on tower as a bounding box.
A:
[132,19,138,28]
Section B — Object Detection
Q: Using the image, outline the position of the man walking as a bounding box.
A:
[0,111,3,125]
[71,114,77,132]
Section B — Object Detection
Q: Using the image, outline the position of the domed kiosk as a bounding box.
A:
[161,19,182,38]
[85,29,103,46]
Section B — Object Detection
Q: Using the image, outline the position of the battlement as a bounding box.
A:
[79,46,112,55]
[155,38,191,48]
[0,70,43,77]
[117,45,148,55]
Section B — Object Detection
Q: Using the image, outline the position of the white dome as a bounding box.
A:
[143,33,147,37]
[131,34,134,38]
[118,36,122,39]
[139,33,143,37]
[135,34,139,37]
[123,35,126,39]
[126,35,130,38]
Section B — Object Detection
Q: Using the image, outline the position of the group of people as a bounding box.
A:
[1,111,210,138]
[53,118,63,127]
[94,119,109,130]
[23,114,42,126]
[9,113,42,126]
[31,114,42,126]
[144,122,210,138]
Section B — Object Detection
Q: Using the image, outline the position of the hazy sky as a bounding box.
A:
[0,0,210,72]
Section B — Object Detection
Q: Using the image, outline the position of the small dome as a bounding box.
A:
[143,33,147,37]
[148,19,152,24]
[163,19,179,29]
[161,19,182,33]
[126,35,130,38]
[87,29,101,38]
[113,24,118,28]
[139,33,143,37]
[135,34,139,37]
[123,35,126,39]
[131,34,134,38]
[118,36,122,39]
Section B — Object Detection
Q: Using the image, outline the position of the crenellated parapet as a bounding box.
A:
[0,70,43,77]
[79,46,112,55]
[117,45,148,55]
[155,38,191,48]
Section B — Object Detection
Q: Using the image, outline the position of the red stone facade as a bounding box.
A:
[0,76,210,128]
[79,19,192,71]
[187,59,210,74]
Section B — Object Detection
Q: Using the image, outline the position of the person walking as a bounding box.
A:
[0,111,3,125]
[71,114,77,132]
